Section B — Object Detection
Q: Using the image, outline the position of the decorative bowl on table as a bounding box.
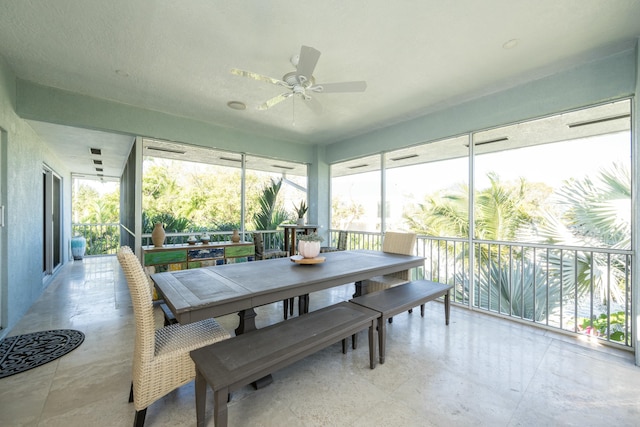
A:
[298,240,321,258]
[297,233,324,258]
[290,254,325,264]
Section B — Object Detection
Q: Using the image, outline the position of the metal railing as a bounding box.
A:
[72,223,634,348]
[72,223,120,255]
[330,229,634,349]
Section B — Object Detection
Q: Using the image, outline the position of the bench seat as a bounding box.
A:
[351,279,453,364]
[191,302,379,427]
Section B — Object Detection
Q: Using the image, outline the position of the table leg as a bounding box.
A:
[353,280,365,298]
[236,308,274,388]
[235,308,257,335]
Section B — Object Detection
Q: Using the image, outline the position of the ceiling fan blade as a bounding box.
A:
[231,68,285,86]
[258,93,292,110]
[312,81,367,93]
[303,96,323,114]
[296,46,321,80]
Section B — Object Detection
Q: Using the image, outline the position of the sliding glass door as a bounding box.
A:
[42,166,62,279]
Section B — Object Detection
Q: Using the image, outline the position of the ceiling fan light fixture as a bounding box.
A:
[232,45,366,113]
[503,39,519,49]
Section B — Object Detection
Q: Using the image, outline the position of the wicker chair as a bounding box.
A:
[117,248,231,427]
[118,245,177,326]
[361,232,417,294]
[253,232,288,260]
[320,230,348,253]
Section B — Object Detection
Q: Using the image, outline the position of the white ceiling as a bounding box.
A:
[1,0,639,179]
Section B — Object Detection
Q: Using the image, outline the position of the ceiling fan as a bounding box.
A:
[231,45,367,113]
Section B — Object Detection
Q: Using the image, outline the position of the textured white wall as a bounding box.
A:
[0,56,71,335]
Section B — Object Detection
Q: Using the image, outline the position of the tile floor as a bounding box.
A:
[1,255,640,426]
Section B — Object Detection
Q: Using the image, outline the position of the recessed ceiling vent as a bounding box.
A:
[390,154,418,161]
[220,156,242,163]
[90,148,102,155]
[147,146,186,155]
[568,114,630,128]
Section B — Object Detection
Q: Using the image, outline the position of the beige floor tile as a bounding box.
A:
[1,256,639,427]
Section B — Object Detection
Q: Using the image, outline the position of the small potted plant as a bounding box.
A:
[297,232,324,258]
[294,201,308,226]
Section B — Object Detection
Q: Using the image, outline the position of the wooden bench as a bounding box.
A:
[350,279,453,364]
[190,302,379,427]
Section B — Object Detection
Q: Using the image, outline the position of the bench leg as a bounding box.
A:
[283,298,289,320]
[420,303,425,317]
[342,338,347,354]
[352,333,357,349]
[379,317,388,364]
[445,291,450,325]
[195,369,207,427]
[213,387,229,427]
[368,322,376,369]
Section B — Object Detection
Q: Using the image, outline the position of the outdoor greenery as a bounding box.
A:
[253,178,293,230]
[403,164,631,342]
[297,232,324,242]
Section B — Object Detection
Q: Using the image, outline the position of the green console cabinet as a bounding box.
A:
[142,242,255,273]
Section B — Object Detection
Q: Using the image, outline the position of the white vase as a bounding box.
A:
[298,240,320,258]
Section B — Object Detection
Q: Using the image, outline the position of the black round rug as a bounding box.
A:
[0,329,85,379]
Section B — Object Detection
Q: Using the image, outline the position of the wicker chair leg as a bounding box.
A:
[128,382,134,403]
[133,408,147,427]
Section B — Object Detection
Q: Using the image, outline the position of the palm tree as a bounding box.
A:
[252,178,291,230]
[406,173,554,318]
[533,163,631,306]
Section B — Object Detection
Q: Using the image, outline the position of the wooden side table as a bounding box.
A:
[280,224,319,256]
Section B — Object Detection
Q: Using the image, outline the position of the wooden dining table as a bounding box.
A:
[151,249,424,334]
